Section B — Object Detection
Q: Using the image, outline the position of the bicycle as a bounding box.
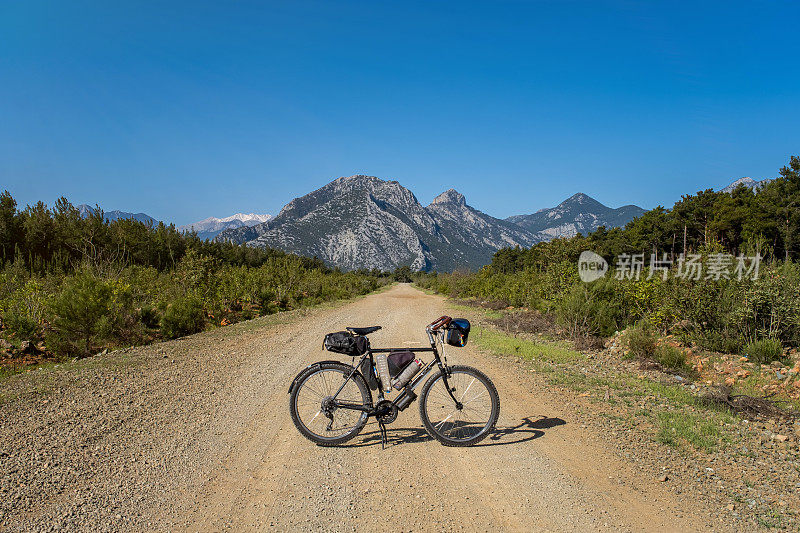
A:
[288,316,500,448]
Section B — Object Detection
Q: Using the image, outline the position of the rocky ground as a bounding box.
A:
[0,284,775,531]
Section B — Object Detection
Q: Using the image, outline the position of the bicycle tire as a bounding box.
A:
[289,361,372,446]
[419,365,499,447]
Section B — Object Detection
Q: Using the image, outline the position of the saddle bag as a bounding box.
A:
[323,331,368,356]
[444,319,470,347]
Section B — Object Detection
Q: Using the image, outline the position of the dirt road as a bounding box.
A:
[2,284,726,531]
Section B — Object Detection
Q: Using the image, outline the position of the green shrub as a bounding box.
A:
[585,278,627,336]
[255,287,278,314]
[2,308,39,340]
[139,305,161,329]
[100,277,147,344]
[393,266,413,282]
[555,285,592,336]
[0,274,48,342]
[160,296,205,339]
[49,270,112,356]
[624,321,657,359]
[655,345,687,370]
[742,338,784,365]
[554,278,624,337]
[691,330,743,355]
[731,263,800,347]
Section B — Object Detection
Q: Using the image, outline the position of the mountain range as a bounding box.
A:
[506,193,646,239]
[80,174,764,272]
[215,175,642,271]
[77,204,158,225]
[215,176,536,271]
[77,205,272,241]
[178,213,272,241]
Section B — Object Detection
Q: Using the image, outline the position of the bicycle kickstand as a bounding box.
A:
[378,420,388,449]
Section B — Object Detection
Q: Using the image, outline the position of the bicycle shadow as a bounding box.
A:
[340,416,565,448]
[480,415,565,447]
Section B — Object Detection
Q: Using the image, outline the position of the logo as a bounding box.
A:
[578,250,608,282]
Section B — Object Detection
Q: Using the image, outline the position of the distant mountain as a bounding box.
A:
[216,175,540,271]
[77,204,158,225]
[719,177,770,193]
[506,193,646,239]
[75,183,647,270]
[426,189,540,262]
[178,213,272,241]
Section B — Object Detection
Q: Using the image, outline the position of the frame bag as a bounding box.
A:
[387,350,415,377]
[445,319,470,347]
[360,358,379,390]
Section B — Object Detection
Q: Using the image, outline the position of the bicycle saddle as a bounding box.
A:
[346,326,382,336]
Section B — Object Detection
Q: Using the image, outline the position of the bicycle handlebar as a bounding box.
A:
[427,315,452,332]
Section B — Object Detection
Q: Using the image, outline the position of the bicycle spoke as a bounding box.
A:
[462,391,487,405]
[294,367,368,440]
[434,410,457,430]
[458,378,475,402]
[299,380,325,399]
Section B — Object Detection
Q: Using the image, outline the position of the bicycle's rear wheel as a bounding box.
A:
[419,365,499,446]
[290,361,372,446]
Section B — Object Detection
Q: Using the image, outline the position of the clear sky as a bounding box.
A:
[1,1,798,225]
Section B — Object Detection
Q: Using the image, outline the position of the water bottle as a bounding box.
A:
[392,359,423,390]
[374,352,392,393]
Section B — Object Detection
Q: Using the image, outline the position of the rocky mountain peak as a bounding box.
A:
[324,175,417,206]
[730,177,756,187]
[558,192,604,209]
[430,189,466,207]
[720,177,769,193]
[77,204,158,225]
[506,192,645,240]
[333,174,381,187]
[178,212,272,241]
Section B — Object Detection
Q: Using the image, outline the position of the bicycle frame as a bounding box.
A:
[327,327,463,416]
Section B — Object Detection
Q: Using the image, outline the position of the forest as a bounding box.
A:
[0,195,390,365]
[416,155,800,362]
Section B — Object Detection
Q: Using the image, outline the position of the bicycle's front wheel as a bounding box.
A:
[289,361,371,446]
[419,365,499,446]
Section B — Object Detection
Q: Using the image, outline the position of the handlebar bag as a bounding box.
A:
[445,319,470,347]
[323,331,368,356]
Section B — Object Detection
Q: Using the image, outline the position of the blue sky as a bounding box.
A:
[1,1,798,225]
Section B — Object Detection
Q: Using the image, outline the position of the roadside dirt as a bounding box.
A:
[1,284,736,531]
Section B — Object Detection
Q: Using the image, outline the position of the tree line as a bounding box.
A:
[490,155,800,275]
[0,193,328,273]
[416,155,800,360]
[0,194,391,362]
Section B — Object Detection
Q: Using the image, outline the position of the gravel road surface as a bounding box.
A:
[1,284,726,532]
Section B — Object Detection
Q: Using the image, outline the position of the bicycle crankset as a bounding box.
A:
[375,399,398,424]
